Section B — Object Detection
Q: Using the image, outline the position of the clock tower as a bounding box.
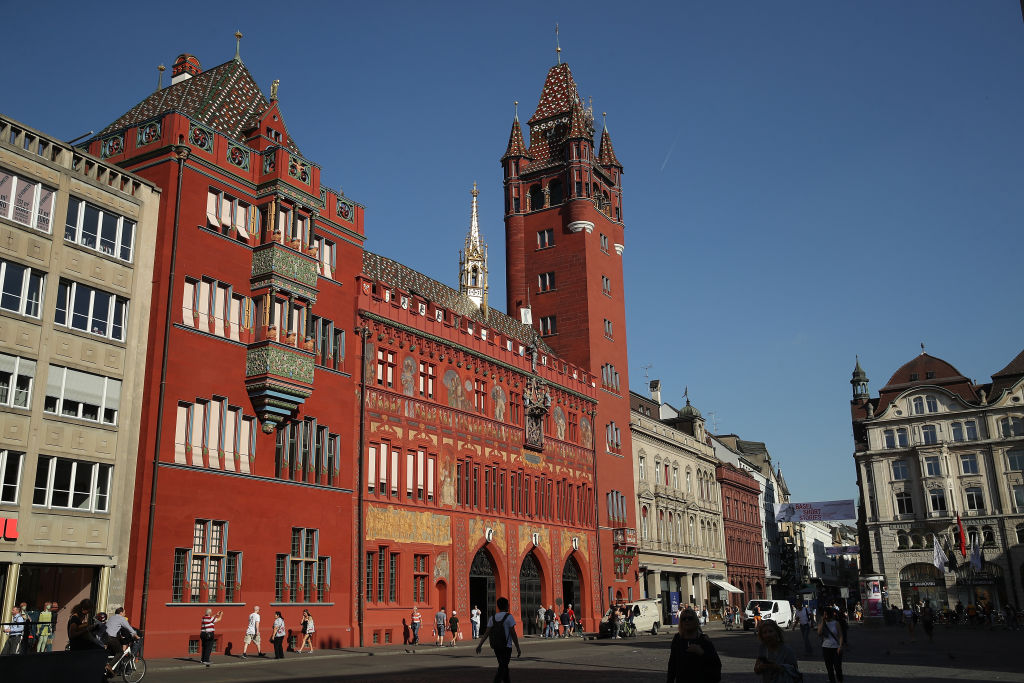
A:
[501,59,637,605]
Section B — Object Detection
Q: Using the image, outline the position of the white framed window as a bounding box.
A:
[891,460,909,481]
[205,188,251,240]
[926,396,938,413]
[895,491,913,515]
[600,233,609,251]
[638,455,646,480]
[55,280,129,341]
[313,235,336,278]
[603,319,613,338]
[924,456,941,477]
[1000,417,1023,438]
[64,196,135,262]
[0,352,35,408]
[922,425,938,445]
[1013,485,1024,512]
[601,275,611,295]
[965,487,984,511]
[884,428,909,448]
[951,421,977,442]
[43,365,121,425]
[536,229,554,248]
[0,167,55,232]
[537,272,555,292]
[0,258,44,318]
[1008,448,1024,472]
[912,397,925,414]
[929,489,947,512]
[961,453,979,475]
[0,450,24,504]
[33,455,111,512]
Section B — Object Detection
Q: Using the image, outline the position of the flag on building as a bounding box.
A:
[933,534,948,572]
[957,513,967,557]
[944,541,958,571]
[969,538,982,571]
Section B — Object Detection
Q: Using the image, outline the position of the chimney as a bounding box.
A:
[649,379,661,403]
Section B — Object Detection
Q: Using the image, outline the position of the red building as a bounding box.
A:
[87,53,363,657]
[717,462,765,607]
[502,61,639,603]
[86,46,636,655]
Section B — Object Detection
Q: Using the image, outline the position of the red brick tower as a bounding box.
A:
[502,59,637,606]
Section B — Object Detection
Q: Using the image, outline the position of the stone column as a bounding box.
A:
[647,570,661,601]
[96,565,111,612]
[1,562,20,651]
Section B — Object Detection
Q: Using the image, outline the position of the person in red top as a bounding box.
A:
[410,606,422,648]
[200,608,223,666]
[566,604,577,635]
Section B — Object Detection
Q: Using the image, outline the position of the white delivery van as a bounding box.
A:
[743,599,794,630]
[628,598,664,635]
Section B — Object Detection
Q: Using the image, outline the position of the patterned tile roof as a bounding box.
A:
[95,59,301,154]
[528,63,582,125]
[567,99,589,139]
[502,116,529,160]
[598,125,621,167]
[362,251,551,351]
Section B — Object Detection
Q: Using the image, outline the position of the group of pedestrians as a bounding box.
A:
[1,601,58,655]
[537,603,577,638]
[198,605,315,666]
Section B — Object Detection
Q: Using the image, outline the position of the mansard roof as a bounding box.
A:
[990,347,1024,398]
[95,58,301,154]
[362,251,551,352]
[876,352,977,412]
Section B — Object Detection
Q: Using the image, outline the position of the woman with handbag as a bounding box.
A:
[272,611,286,659]
[754,619,801,683]
[298,609,315,653]
[817,606,845,683]
[666,608,721,683]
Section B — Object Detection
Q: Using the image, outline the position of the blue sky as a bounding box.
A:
[5,1,1023,504]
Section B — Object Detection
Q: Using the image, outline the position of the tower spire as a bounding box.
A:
[234,30,243,61]
[459,183,488,310]
[556,23,561,64]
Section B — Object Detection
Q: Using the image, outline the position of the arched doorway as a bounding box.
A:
[435,579,448,612]
[562,555,582,619]
[470,548,497,626]
[899,563,947,608]
[519,552,542,634]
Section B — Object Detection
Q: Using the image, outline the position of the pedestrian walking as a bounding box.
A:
[818,605,846,683]
[536,605,546,636]
[470,605,482,639]
[902,603,915,639]
[476,596,521,683]
[754,619,801,683]
[700,605,708,626]
[753,602,762,629]
[566,604,577,635]
[544,605,556,638]
[241,605,263,658]
[920,601,935,643]
[272,611,286,659]
[411,606,422,646]
[1,605,25,655]
[666,607,721,683]
[794,601,814,656]
[200,608,223,666]
[435,607,447,646]
[298,609,315,652]
[448,610,460,646]
[66,600,101,652]
[559,607,570,638]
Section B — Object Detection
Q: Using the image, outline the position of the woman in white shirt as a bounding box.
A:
[817,606,846,683]
[271,611,286,659]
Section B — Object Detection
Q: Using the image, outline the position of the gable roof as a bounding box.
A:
[362,251,551,352]
[990,347,1024,398]
[95,58,301,154]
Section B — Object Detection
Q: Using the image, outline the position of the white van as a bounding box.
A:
[743,599,794,630]
[628,598,664,635]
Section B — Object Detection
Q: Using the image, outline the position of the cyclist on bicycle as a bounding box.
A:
[102,607,139,676]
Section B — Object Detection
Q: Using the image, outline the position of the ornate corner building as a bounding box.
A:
[850,349,1024,612]
[0,115,161,651]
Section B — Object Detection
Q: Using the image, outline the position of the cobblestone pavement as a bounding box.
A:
[140,621,1024,682]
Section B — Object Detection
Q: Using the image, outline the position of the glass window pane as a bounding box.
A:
[71,285,91,330]
[1,261,25,312]
[94,465,110,512]
[112,299,126,341]
[33,457,51,505]
[65,197,81,241]
[25,272,42,318]
[51,459,73,508]
[55,281,69,326]
[90,290,110,336]
[36,186,54,232]
[81,204,100,248]
[0,170,12,219]
[119,220,135,261]
[99,212,118,255]
[72,462,92,509]
[12,177,35,225]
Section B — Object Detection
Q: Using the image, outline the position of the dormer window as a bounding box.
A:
[926,371,935,379]
[910,373,919,381]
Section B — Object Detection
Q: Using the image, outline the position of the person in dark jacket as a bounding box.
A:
[666,608,721,683]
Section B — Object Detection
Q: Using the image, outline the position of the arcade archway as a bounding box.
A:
[470,548,498,626]
[519,552,543,634]
[562,555,582,617]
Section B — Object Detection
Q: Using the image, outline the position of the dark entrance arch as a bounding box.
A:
[562,555,582,618]
[519,552,543,634]
[470,548,497,626]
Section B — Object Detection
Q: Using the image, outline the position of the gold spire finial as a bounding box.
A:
[157,64,165,91]
[235,30,243,60]
[471,181,479,198]
[556,23,561,64]
[270,79,279,101]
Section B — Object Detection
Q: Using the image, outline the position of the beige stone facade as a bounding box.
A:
[0,114,159,649]
[631,387,726,623]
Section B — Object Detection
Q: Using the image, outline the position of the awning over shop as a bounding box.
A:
[709,579,743,593]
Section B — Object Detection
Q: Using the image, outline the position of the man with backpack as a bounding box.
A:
[476,597,521,683]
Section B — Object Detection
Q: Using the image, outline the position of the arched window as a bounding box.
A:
[910,533,924,549]
[667,512,674,545]
[897,531,909,549]
[713,523,719,550]
[528,184,543,211]
[470,266,478,286]
[913,397,925,414]
[982,525,995,546]
[672,467,679,489]
[548,180,563,205]
[640,506,649,541]
[658,510,665,541]
[689,517,695,546]
[686,469,692,494]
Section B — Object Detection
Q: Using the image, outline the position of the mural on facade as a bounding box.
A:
[492,384,507,421]
[434,551,450,581]
[365,506,452,545]
[553,406,566,440]
[443,369,472,410]
[580,416,593,449]
[401,356,415,396]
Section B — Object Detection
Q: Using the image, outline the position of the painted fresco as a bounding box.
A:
[492,384,507,421]
[365,505,452,545]
[552,406,566,440]
[580,416,593,449]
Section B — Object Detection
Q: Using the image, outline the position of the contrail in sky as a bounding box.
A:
[660,130,681,172]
